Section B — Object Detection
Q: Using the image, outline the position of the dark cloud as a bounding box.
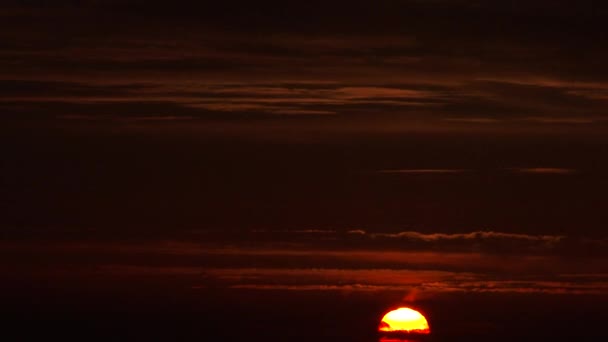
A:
[4,242,607,295]
[366,230,564,243]
[2,1,608,134]
[3,229,605,258]
[3,78,608,133]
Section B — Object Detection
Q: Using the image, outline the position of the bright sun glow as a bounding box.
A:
[379,307,430,334]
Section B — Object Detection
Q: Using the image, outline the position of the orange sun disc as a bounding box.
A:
[379,307,430,334]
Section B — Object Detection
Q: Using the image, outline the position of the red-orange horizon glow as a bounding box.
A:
[379,307,430,334]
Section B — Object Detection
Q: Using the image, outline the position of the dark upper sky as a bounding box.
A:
[2,0,608,240]
[2,1,608,128]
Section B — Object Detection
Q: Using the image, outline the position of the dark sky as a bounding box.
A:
[3,0,608,234]
[1,1,608,340]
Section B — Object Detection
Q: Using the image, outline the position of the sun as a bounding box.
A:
[379,307,430,334]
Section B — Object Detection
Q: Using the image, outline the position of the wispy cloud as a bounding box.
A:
[252,229,337,234]
[522,117,601,124]
[377,169,471,174]
[229,284,395,291]
[226,282,608,295]
[443,118,502,124]
[377,167,578,175]
[187,267,608,295]
[3,2,608,136]
[5,236,608,297]
[366,230,564,243]
[511,168,576,175]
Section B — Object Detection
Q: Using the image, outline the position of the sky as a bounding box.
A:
[1,1,608,340]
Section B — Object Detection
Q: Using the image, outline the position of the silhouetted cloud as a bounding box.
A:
[367,230,564,244]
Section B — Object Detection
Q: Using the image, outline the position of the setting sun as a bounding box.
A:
[379,308,430,334]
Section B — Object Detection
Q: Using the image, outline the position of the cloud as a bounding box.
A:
[378,169,471,174]
[270,109,337,116]
[58,114,195,122]
[4,228,597,260]
[511,168,576,175]
[228,284,395,291]
[252,229,337,235]
[5,237,608,297]
[522,117,600,124]
[0,80,153,97]
[368,230,564,244]
[0,80,448,125]
[3,3,608,136]
[225,282,608,295]
[444,118,502,124]
[6,234,606,276]
[189,267,608,295]
[377,167,579,176]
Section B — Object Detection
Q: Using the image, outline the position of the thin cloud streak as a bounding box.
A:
[227,283,608,295]
[378,169,471,174]
[362,230,564,244]
[378,168,579,175]
[3,228,603,258]
[198,268,608,295]
[6,237,607,277]
[94,265,608,295]
[512,168,577,174]
[444,118,502,124]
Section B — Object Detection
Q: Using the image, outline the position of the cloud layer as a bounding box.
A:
[2,2,608,136]
[4,239,607,296]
